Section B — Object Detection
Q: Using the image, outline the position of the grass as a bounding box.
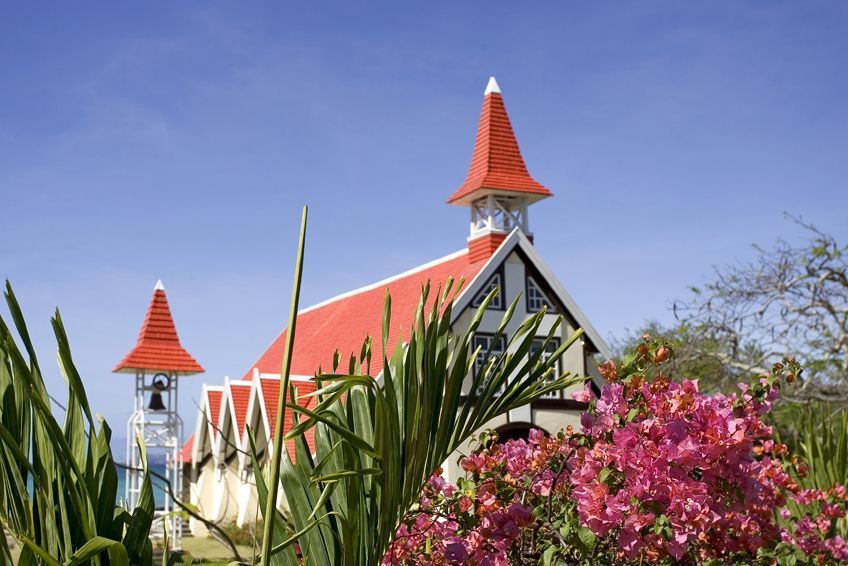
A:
[7,535,250,565]
[181,535,255,564]
[9,535,251,565]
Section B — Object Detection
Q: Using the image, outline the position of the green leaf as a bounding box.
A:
[577,526,596,553]
[62,536,128,566]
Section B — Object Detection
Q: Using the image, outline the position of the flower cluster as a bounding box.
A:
[780,485,848,563]
[569,375,794,561]
[383,429,566,565]
[384,338,848,564]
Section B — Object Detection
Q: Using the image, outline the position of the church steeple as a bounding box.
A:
[113,280,203,374]
[449,77,552,261]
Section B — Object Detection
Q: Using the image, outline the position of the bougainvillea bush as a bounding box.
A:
[383,337,848,565]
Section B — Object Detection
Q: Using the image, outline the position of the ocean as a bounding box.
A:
[24,461,170,508]
[115,461,170,508]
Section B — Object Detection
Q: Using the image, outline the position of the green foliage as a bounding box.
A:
[787,403,848,538]
[0,282,156,564]
[221,519,265,549]
[611,320,758,393]
[795,405,848,491]
[247,209,584,565]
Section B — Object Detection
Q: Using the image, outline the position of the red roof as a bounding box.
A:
[257,377,318,454]
[259,378,282,430]
[244,249,488,380]
[228,382,252,437]
[258,378,317,430]
[447,78,552,205]
[207,388,223,438]
[180,434,194,463]
[113,282,204,374]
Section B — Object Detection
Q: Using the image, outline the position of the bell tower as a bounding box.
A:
[448,77,553,262]
[113,280,203,550]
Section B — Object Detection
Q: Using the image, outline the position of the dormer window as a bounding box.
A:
[527,275,556,313]
[472,272,504,310]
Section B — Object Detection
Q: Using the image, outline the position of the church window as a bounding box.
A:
[472,272,504,310]
[472,333,507,394]
[526,275,556,313]
[530,337,561,398]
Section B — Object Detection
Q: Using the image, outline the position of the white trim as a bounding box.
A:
[212,383,231,465]
[484,76,501,95]
[450,229,609,389]
[154,279,165,291]
[513,231,610,358]
[255,378,273,442]
[256,373,314,382]
[225,380,252,452]
[191,385,212,467]
[196,385,225,465]
[451,230,522,319]
[298,249,468,315]
[240,381,261,469]
[242,249,471,382]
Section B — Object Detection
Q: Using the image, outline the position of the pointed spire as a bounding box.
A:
[447,77,552,205]
[113,282,204,374]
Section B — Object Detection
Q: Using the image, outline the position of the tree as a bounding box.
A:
[611,320,751,394]
[622,216,848,403]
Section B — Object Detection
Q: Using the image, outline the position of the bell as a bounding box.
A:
[147,374,170,412]
[147,391,167,411]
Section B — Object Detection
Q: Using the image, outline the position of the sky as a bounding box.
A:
[1,1,846,442]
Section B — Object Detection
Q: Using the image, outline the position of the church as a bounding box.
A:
[183,77,609,532]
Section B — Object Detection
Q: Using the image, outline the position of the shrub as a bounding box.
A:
[221,518,264,548]
[385,336,848,565]
[0,283,158,564]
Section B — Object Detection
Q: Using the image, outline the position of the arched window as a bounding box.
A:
[495,422,548,443]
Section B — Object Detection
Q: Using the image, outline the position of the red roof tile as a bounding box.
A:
[447,79,552,205]
[233,250,490,458]
[207,389,223,438]
[180,434,194,463]
[258,377,318,454]
[259,378,281,430]
[113,283,204,374]
[228,382,252,436]
[244,249,488,380]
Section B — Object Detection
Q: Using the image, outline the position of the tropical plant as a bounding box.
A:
[779,403,848,545]
[794,404,848,494]
[0,282,157,565]
[249,207,586,565]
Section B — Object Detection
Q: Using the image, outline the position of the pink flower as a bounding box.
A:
[384,359,843,565]
[507,503,532,526]
[571,382,595,403]
[444,539,467,563]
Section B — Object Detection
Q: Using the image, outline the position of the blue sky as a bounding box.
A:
[1,1,846,436]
